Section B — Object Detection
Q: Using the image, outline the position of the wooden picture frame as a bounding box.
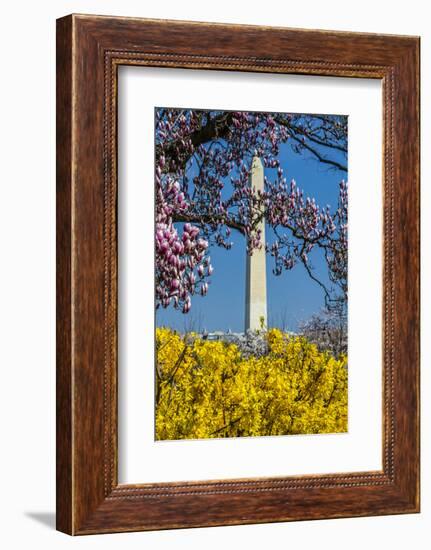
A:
[56,14,420,535]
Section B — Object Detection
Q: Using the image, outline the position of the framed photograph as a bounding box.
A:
[56,14,420,535]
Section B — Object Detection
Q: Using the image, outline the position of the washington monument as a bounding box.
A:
[245,157,267,331]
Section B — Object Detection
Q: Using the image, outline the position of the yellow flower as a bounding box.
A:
[155,328,347,440]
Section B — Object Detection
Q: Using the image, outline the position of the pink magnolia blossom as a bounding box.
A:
[155,108,348,312]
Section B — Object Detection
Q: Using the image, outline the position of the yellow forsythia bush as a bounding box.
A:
[155,328,347,440]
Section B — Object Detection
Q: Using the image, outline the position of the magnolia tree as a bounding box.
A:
[155,109,347,314]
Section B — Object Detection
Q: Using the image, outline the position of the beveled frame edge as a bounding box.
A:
[56,14,420,535]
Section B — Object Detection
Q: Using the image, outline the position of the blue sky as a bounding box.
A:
[156,116,347,333]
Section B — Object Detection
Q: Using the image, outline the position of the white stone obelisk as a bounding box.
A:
[245,157,267,331]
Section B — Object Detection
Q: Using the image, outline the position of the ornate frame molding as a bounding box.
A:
[57,15,419,534]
